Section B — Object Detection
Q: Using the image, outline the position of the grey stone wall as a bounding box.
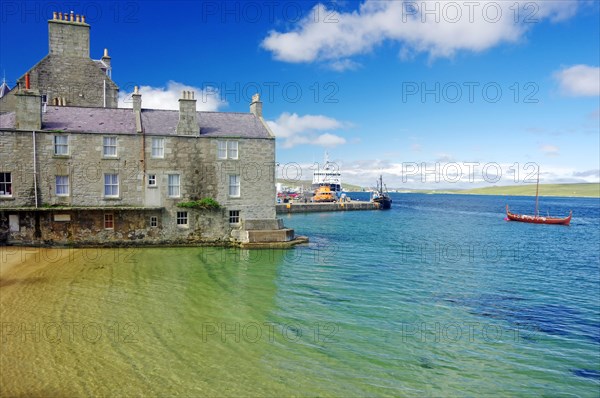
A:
[0,16,118,112]
[1,129,278,244]
[0,208,230,246]
[12,55,118,108]
[48,19,90,58]
[0,131,37,207]
[15,92,42,130]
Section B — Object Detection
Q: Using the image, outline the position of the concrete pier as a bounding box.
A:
[276,201,378,214]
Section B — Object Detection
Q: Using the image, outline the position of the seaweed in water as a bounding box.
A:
[571,368,600,380]
[439,293,600,344]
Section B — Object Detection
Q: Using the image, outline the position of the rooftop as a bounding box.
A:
[0,106,273,139]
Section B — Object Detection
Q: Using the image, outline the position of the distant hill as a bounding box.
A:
[451,183,599,197]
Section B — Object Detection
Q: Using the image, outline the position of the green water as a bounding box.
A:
[1,195,599,396]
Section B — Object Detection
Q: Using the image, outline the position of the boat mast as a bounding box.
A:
[535,168,540,217]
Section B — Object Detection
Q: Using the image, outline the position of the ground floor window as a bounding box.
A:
[104,213,114,229]
[229,210,240,224]
[150,216,158,227]
[176,211,188,227]
[0,172,12,196]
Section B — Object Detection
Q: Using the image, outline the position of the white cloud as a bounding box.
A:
[277,159,599,189]
[329,59,362,71]
[327,161,598,189]
[267,112,348,148]
[314,133,347,147]
[118,81,227,111]
[540,144,560,157]
[554,65,600,97]
[262,1,580,66]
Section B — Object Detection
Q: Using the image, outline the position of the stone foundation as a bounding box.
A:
[0,209,303,248]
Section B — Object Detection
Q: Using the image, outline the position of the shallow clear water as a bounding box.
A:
[1,194,599,396]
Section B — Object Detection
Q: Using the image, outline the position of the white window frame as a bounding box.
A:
[151,138,165,158]
[218,140,238,159]
[0,172,12,197]
[176,211,188,227]
[55,175,69,196]
[104,213,114,230]
[103,136,117,157]
[217,141,227,159]
[229,175,240,197]
[168,174,180,197]
[54,135,69,156]
[148,174,157,187]
[229,210,240,224]
[150,216,158,227]
[227,141,238,159]
[104,174,119,197]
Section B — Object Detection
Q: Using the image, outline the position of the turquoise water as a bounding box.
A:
[1,194,599,396]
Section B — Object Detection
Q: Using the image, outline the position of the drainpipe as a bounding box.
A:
[103,79,106,107]
[32,131,38,208]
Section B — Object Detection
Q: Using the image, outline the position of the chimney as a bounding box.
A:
[132,86,142,133]
[48,11,90,57]
[132,86,141,112]
[15,89,42,130]
[176,91,199,136]
[250,93,262,118]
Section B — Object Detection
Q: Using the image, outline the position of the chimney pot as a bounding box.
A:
[53,11,57,19]
[70,11,74,21]
[134,86,139,94]
[82,15,86,23]
[103,48,109,57]
[58,12,63,20]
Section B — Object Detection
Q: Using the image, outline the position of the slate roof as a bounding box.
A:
[0,106,273,139]
[42,106,137,134]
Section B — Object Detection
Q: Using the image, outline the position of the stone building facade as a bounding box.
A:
[0,13,295,247]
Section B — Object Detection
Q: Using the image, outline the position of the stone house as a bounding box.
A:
[0,12,295,247]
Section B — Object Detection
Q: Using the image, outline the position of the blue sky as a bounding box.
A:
[1,0,598,188]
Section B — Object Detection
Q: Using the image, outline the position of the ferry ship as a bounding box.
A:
[312,153,343,198]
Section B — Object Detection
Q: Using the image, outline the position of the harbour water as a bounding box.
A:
[1,194,599,396]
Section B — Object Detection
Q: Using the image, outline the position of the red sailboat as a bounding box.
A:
[505,170,572,226]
